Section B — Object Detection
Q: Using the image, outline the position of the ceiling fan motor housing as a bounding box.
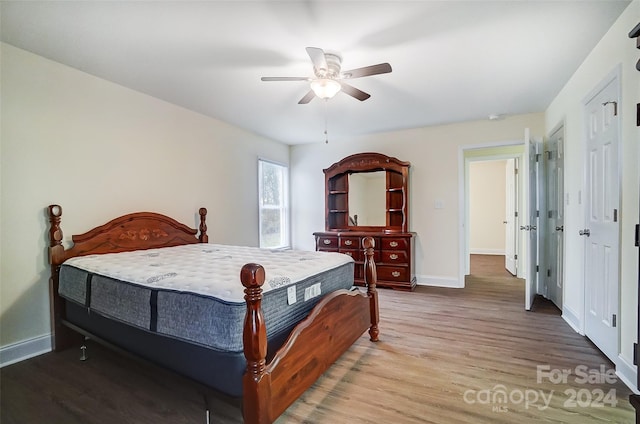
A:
[316,53,342,78]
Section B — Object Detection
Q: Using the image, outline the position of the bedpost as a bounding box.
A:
[47,205,81,351]
[198,207,208,243]
[363,236,380,342]
[241,263,272,424]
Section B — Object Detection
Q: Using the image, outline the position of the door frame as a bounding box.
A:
[580,64,622,361]
[458,140,525,282]
[544,120,565,309]
[505,157,518,275]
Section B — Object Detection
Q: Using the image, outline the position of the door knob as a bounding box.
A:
[579,229,591,237]
[520,225,529,230]
[555,226,564,232]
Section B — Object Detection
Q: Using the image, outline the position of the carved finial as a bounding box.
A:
[198,207,208,243]
[48,205,63,247]
[241,263,266,292]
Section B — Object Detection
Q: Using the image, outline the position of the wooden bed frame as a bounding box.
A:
[47,205,379,424]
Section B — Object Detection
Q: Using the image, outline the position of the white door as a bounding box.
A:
[505,158,518,275]
[545,127,564,309]
[523,128,538,311]
[583,75,620,361]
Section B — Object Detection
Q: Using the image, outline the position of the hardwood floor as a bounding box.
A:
[1,256,634,423]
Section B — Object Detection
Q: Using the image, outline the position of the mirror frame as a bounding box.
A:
[323,152,411,233]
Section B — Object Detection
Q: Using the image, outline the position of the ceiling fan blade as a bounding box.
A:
[298,90,316,104]
[261,76,309,81]
[341,63,392,79]
[340,82,371,101]
[306,47,328,75]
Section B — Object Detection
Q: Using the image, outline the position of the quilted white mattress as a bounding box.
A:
[63,244,354,303]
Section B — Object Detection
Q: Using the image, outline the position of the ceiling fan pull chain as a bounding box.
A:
[324,99,329,144]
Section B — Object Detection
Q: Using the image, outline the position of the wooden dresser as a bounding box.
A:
[314,152,417,291]
[314,231,416,290]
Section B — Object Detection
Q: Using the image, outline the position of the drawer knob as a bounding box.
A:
[390,253,398,260]
[344,240,353,246]
[390,241,398,248]
[392,271,401,278]
[323,239,332,245]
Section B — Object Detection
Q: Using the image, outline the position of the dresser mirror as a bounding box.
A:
[348,171,386,226]
[321,152,411,233]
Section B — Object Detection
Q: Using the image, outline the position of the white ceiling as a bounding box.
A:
[1,1,631,145]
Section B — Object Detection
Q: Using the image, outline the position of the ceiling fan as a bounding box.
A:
[261,47,392,104]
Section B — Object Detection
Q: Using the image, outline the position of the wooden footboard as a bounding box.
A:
[241,237,379,424]
[47,205,379,424]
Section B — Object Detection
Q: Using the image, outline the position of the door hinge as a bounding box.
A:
[603,101,618,116]
[635,224,639,247]
[547,269,551,277]
[515,168,519,175]
[536,210,539,218]
[514,254,518,260]
[548,210,553,219]
[612,314,617,328]
[634,343,638,366]
[613,209,618,222]
[547,151,553,160]
[536,265,539,272]
[515,211,518,217]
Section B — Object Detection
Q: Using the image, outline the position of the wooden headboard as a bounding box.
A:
[47,205,208,266]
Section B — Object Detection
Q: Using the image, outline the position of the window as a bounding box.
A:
[258,159,289,249]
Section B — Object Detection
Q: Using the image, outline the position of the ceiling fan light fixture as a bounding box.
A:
[310,78,341,99]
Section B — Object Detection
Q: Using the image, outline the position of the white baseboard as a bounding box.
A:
[562,305,583,335]
[469,249,505,255]
[0,333,52,368]
[416,275,463,288]
[616,354,639,394]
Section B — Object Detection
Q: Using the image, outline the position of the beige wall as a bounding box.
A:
[545,0,639,386]
[469,160,507,254]
[2,0,637,389]
[0,43,289,348]
[290,113,545,286]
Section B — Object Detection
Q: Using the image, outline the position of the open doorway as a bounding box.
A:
[468,159,517,278]
[459,142,525,278]
[458,135,542,310]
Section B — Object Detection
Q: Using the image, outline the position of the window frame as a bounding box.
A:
[258,158,290,249]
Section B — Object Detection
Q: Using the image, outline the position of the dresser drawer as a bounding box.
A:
[340,236,360,249]
[381,250,408,264]
[377,266,408,282]
[317,236,338,249]
[381,238,409,250]
[339,249,361,261]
